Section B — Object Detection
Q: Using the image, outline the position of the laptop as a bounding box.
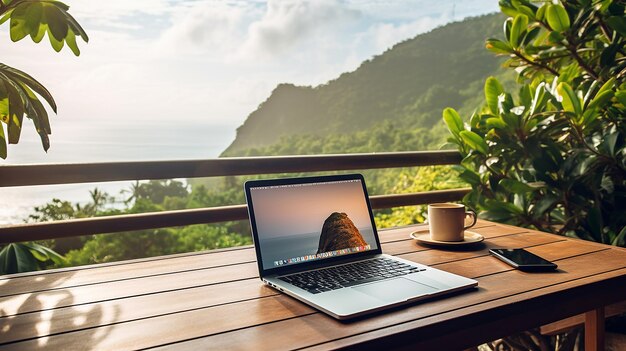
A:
[244,173,477,320]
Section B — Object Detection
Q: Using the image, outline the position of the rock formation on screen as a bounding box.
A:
[317,212,367,253]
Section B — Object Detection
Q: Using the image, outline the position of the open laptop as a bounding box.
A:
[244,173,477,320]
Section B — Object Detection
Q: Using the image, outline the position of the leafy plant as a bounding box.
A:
[0,0,86,275]
[0,0,88,159]
[0,242,64,274]
[444,0,625,246]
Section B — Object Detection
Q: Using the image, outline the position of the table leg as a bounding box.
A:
[585,308,605,351]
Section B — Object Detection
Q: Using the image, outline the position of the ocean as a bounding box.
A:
[0,121,236,224]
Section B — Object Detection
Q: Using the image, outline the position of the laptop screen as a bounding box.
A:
[246,175,380,272]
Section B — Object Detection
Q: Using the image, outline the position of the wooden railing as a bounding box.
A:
[0,151,468,244]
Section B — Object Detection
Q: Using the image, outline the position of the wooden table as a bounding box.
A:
[1,220,625,350]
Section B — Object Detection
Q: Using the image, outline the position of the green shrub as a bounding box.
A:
[444,0,625,245]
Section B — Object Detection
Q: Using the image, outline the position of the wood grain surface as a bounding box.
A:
[0,220,624,351]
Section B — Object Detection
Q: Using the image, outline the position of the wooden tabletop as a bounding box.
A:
[1,220,625,350]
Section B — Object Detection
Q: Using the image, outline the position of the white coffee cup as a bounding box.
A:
[428,203,477,242]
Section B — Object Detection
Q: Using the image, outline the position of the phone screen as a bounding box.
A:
[492,249,551,264]
[490,248,557,271]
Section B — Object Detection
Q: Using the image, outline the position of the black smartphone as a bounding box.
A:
[489,248,558,272]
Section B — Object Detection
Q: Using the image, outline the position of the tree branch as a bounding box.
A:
[513,51,560,77]
[565,41,599,80]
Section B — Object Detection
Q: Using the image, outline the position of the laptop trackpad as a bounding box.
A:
[352,277,438,302]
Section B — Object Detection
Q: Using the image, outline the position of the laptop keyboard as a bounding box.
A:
[278,257,426,294]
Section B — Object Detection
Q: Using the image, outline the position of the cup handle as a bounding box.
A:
[464,210,477,230]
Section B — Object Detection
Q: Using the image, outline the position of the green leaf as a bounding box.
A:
[600,131,619,157]
[31,23,47,43]
[580,108,599,128]
[480,209,515,222]
[485,76,504,115]
[510,14,529,48]
[14,243,39,273]
[49,1,70,11]
[499,179,537,194]
[485,199,524,215]
[557,82,581,115]
[601,44,619,67]
[0,63,57,113]
[24,242,64,264]
[606,16,626,37]
[459,168,481,185]
[2,79,25,144]
[30,97,51,134]
[459,130,488,155]
[519,84,532,108]
[529,83,548,115]
[0,123,6,159]
[501,6,517,20]
[43,4,68,42]
[485,38,513,54]
[0,244,17,274]
[522,26,540,46]
[48,31,64,52]
[499,92,515,115]
[597,77,615,96]
[443,108,464,137]
[504,17,512,40]
[28,247,49,261]
[9,4,29,42]
[25,2,43,36]
[64,9,89,42]
[0,243,40,274]
[533,195,558,217]
[615,91,626,106]
[0,9,12,25]
[612,226,626,246]
[546,3,570,32]
[486,117,507,129]
[65,28,80,55]
[587,90,614,110]
[516,5,536,19]
[536,4,547,20]
[587,207,603,242]
[548,30,564,43]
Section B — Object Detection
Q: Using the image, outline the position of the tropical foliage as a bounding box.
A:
[0,0,87,159]
[0,241,63,273]
[444,0,626,246]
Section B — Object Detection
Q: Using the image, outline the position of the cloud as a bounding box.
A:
[156,0,361,60]
[157,2,253,55]
[366,15,449,53]
[239,0,361,58]
[70,0,174,26]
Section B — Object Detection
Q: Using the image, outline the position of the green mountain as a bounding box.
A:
[222,13,508,156]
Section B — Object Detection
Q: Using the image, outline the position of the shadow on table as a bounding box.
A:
[0,270,118,350]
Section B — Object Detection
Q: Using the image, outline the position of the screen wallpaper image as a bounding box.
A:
[250,179,378,270]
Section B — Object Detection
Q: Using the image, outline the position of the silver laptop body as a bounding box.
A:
[244,174,477,320]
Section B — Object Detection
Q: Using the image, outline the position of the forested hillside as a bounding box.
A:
[223,13,507,155]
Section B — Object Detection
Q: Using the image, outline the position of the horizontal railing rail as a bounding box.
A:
[0,189,470,244]
[0,151,462,187]
[0,151,466,244]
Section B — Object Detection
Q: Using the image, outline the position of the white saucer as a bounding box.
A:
[409,228,484,247]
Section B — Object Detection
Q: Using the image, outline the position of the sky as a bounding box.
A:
[250,180,372,238]
[1,0,498,164]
